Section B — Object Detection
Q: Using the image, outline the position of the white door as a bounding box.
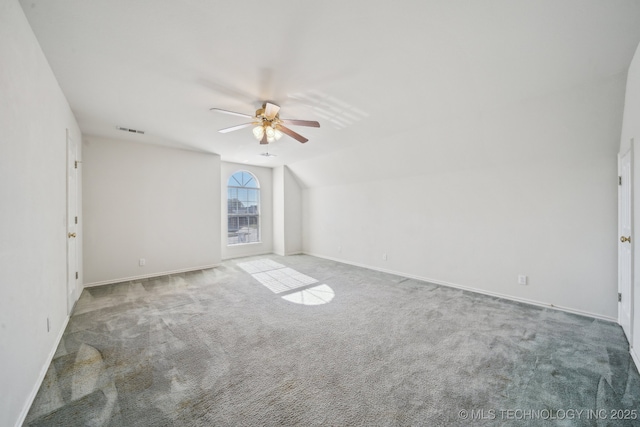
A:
[619,148,633,342]
[66,130,78,314]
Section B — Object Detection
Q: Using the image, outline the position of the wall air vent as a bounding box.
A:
[116,126,145,135]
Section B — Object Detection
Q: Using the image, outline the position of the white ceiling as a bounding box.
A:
[18,0,640,167]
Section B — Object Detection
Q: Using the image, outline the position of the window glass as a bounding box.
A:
[227,171,260,245]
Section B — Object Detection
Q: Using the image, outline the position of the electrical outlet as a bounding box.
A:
[518,275,528,285]
[139,258,146,267]
[382,253,388,261]
[338,245,342,253]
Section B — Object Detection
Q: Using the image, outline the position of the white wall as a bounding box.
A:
[83,136,220,284]
[0,1,82,425]
[221,162,273,259]
[283,166,303,255]
[295,73,625,320]
[273,166,285,255]
[273,165,303,256]
[620,41,640,365]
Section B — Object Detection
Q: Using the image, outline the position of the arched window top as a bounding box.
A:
[228,171,259,189]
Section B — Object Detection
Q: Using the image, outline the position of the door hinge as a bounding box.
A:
[618,292,622,302]
[619,176,622,186]
[74,160,78,169]
[75,216,78,224]
[75,272,78,280]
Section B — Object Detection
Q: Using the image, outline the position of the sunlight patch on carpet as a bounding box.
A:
[281,284,335,305]
[236,259,285,274]
[237,259,335,305]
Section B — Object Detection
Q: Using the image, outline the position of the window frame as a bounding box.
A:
[227,170,261,246]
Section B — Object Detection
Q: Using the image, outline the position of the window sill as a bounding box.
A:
[227,241,263,247]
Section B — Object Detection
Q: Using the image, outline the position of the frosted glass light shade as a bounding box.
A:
[252,126,264,140]
[265,126,275,139]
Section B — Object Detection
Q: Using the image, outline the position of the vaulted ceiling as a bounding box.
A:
[19,0,640,167]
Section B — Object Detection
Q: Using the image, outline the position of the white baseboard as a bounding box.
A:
[270,251,303,258]
[84,264,220,288]
[15,314,70,427]
[304,252,617,323]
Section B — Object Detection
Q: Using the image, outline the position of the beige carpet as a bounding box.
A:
[25,255,640,426]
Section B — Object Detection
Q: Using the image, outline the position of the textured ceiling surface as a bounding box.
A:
[18,0,640,167]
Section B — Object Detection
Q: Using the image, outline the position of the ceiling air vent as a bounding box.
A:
[116,126,145,135]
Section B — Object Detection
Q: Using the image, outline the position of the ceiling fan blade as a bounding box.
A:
[276,124,308,143]
[210,108,254,119]
[260,133,268,145]
[264,102,281,120]
[280,119,320,128]
[218,123,256,133]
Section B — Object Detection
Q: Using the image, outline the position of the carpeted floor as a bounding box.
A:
[25,254,640,426]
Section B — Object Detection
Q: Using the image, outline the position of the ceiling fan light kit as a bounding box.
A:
[252,123,283,144]
[211,102,320,145]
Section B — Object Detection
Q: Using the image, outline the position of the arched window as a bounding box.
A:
[227,171,260,245]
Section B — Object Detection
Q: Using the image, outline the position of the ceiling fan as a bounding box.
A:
[210,102,320,144]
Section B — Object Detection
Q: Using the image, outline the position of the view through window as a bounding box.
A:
[227,171,260,245]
